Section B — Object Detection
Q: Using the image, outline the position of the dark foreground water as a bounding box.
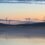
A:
[0,26,45,38]
[0,26,45,45]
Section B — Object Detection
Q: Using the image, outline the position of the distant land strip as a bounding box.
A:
[0,22,45,27]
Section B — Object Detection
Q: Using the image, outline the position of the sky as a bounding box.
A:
[0,3,45,20]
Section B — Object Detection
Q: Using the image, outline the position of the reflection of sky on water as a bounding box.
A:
[0,38,45,45]
[0,27,45,45]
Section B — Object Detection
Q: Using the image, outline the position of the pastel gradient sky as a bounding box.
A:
[0,3,45,20]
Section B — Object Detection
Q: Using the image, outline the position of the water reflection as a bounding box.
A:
[0,38,45,45]
[0,26,45,45]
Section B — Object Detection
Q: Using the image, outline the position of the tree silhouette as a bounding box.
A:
[42,16,45,22]
[25,18,31,21]
[5,17,8,24]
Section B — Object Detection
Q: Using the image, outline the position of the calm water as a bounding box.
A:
[0,26,45,45]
